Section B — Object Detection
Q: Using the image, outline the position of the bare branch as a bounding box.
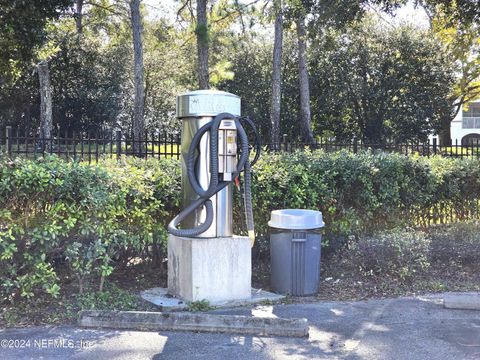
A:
[235,0,246,34]
[210,0,261,26]
[176,0,192,22]
[211,9,236,25]
[187,0,195,21]
[84,0,124,17]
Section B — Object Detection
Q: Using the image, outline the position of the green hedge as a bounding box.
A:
[246,150,480,252]
[1,151,480,300]
[0,156,180,300]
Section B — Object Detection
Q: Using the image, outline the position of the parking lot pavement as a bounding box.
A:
[1,293,479,360]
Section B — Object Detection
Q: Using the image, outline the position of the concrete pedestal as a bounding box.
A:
[168,234,251,303]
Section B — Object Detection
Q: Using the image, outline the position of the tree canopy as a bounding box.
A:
[309,19,455,143]
[0,0,72,75]
[0,0,477,145]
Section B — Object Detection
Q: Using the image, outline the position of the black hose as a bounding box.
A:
[235,117,255,243]
[168,112,256,238]
[239,116,261,167]
[242,154,255,242]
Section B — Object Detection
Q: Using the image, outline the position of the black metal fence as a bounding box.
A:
[2,126,480,226]
[413,199,480,227]
[2,126,480,163]
[274,134,480,159]
[0,126,181,163]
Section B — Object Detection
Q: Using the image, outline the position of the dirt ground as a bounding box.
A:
[2,252,479,328]
[3,220,480,328]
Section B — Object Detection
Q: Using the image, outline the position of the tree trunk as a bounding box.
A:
[439,118,452,146]
[196,0,209,89]
[296,14,314,144]
[438,101,462,146]
[24,104,32,135]
[38,61,53,140]
[270,0,283,150]
[75,0,84,33]
[365,116,384,147]
[129,0,145,155]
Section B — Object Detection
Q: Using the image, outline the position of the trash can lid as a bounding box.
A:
[268,209,324,230]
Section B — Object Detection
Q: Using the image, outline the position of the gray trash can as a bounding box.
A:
[268,209,324,296]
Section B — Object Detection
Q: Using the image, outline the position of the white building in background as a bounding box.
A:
[449,99,480,145]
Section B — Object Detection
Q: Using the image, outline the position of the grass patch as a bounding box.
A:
[70,283,138,312]
[186,300,214,312]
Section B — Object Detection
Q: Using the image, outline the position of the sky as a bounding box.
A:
[384,1,430,28]
[143,0,176,20]
[142,0,431,28]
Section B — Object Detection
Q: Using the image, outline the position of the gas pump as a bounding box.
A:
[168,90,260,244]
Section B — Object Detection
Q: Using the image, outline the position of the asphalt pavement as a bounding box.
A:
[1,293,479,360]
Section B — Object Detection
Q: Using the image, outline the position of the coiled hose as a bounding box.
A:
[167,113,260,245]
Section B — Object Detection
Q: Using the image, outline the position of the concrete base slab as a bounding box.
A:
[78,310,309,337]
[140,287,285,310]
[444,292,480,310]
[168,235,251,303]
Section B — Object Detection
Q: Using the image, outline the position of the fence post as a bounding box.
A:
[353,137,358,154]
[6,126,12,157]
[432,138,437,155]
[282,134,288,152]
[116,130,122,160]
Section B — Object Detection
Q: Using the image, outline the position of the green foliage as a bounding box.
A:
[345,228,431,280]
[220,15,456,144]
[429,3,480,138]
[0,0,73,129]
[186,299,214,312]
[334,220,480,284]
[243,150,480,253]
[0,0,72,79]
[425,0,480,25]
[219,34,300,142]
[0,0,463,147]
[2,151,480,300]
[0,155,180,302]
[71,282,138,311]
[49,35,131,133]
[309,17,456,143]
[143,19,195,133]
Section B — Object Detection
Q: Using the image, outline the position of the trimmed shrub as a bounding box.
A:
[344,229,431,281]
[428,221,480,265]
[243,150,480,254]
[2,150,480,300]
[0,156,180,301]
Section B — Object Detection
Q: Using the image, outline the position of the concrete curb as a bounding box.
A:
[444,293,480,310]
[78,310,309,338]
